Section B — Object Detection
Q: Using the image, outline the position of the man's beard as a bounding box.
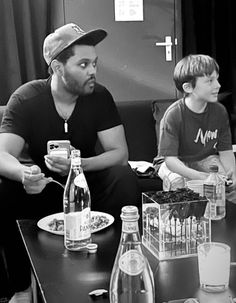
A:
[63,72,95,96]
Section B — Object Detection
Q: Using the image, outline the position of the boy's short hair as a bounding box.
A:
[174,54,219,93]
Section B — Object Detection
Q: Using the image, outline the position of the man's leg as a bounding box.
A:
[0,177,64,295]
[0,178,32,296]
[85,165,141,219]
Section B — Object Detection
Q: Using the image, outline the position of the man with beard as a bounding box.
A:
[0,23,140,301]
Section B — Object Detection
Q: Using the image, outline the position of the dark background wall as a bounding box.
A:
[0,0,236,141]
[181,0,236,115]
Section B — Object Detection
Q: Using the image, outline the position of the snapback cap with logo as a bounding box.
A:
[43,23,107,65]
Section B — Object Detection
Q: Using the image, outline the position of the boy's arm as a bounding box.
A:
[165,156,209,180]
[219,150,236,190]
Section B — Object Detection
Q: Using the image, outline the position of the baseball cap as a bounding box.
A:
[43,23,107,65]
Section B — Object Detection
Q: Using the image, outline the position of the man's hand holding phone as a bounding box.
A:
[47,140,71,159]
[45,140,71,176]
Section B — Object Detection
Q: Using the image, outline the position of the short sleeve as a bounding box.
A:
[158,103,181,157]
[0,94,31,141]
[94,87,121,131]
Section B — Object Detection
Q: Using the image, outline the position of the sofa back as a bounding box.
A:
[116,100,156,162]
[116,100,174,162]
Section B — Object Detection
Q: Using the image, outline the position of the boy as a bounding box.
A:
[157,54,236,196]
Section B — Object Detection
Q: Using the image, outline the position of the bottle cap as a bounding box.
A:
[209,165,219,172]
[71,149,81,158]
[71,149,81,165]
[120,205,139,221]
[87,243,98,253]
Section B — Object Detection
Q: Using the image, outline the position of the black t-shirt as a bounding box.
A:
[0,78,121,179]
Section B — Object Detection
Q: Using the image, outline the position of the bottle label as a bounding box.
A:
[204,181,225,201]
[209,200,217,218]
[122,221,139,233]
[119,249,145,276]
[74,174,87,188]
[215,183,224,203]
[65,207,91,240]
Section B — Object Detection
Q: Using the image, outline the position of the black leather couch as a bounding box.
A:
[0,99,174,192]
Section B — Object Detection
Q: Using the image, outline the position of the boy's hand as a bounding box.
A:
[22,165,49,194]
[225,171,236,192]
[44,155,71,176]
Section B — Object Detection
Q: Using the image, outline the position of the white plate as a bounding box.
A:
[37,211,115,235]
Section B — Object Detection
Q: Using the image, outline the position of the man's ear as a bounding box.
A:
[51,60,63,75]
[182,82,193,94]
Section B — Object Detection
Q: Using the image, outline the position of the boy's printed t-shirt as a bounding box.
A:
[158,98,232,164]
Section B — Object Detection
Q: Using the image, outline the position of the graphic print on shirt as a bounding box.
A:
[194,128,218,146]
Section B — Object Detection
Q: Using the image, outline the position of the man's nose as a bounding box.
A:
[88,64,96,75]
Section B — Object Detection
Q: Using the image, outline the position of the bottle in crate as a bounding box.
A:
[63,149,91,250]
[109,205,155,303]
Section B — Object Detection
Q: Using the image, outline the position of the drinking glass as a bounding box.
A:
[197,242,230,292]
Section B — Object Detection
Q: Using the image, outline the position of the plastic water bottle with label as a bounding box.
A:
[63,149,91,250]
[203,165,225,220]
[109,205,155,303]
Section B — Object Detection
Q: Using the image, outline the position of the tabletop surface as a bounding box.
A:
[18,202,236,303]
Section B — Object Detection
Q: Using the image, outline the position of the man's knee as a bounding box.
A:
[0,177,24,210]
[0,176,23,194]
[0,177,39,220]
[106,165,141,210]
[107,165,138,185]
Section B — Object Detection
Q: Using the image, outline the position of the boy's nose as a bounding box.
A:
[216,79,221,88]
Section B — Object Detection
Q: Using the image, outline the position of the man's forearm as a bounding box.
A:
[165,157,209,180]
[219,150,236,177]
[0,152,25,182]
[81,149,128,171]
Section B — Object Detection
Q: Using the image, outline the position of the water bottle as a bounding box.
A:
[109,205,155,303]
[63,149,91,250]
[203,164,226,220]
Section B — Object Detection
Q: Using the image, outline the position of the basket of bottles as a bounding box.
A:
[142,188,211,260]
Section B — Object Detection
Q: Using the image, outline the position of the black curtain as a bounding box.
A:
[181,0,236,140]
[0,0,52,105]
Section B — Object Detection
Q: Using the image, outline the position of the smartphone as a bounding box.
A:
[47,140,71,159]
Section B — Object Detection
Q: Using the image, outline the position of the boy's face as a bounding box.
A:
[191,70,221,103]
